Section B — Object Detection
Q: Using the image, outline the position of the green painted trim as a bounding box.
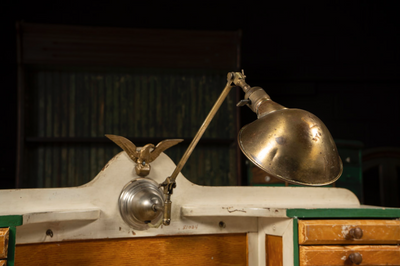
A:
[292,218,299,266]
[7,226,16,266]
[287,208,400,218]
[0,215,23,266]
[0,215,23,227]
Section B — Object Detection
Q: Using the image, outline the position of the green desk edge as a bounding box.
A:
[287,207,400,218]
[0,215,23,266]
[287,208,400,266]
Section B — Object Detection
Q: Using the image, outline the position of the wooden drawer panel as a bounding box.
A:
[16,234,247,266]
[0,228,9,259]
[300,245,400,266]
[299,219,400,244]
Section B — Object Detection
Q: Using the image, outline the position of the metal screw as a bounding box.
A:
[46,229,53,238]
[219,221,226,228]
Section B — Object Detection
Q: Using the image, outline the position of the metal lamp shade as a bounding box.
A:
[238,108,343,186]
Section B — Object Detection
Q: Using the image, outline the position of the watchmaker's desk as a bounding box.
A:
[0,152,398,265]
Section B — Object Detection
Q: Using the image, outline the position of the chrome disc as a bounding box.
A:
[119,178,164,230]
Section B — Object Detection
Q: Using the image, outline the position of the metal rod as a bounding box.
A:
[168,76,234,183]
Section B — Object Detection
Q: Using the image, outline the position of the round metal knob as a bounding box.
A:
[349,252,362,265]
[119,178,164,230]
[349,227,363,239]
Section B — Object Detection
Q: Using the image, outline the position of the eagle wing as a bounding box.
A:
[105,134,139,162]
[149,139,184,162]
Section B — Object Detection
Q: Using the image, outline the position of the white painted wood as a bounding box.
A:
[258,217,293,266]
[259,217,292,237]
[0,151,360,248]
[181,206,287,217]
[23,209,100,225]
[247,232,259,266]
[282,220,294,266]
[257,225,266,266]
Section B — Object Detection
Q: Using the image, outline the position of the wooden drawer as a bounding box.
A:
[0,228,9,259]
[298,219,400,245]
[15,234,247,266]
[300,245,400,266]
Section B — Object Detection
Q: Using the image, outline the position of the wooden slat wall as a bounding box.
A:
[27,70,235,139]
[17,22,242,188]
[15,234,247,266]
[23,69,237,188]
[20,23,241,69]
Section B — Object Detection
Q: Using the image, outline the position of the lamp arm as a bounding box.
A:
[166,73,236,185]
[160,72,235,225]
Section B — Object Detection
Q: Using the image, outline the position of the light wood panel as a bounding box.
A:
[15,234,247,266]
[0,228,9,259]
[265,235,283,266]
[0,260,6,266]
[300,245,400,266]
[298,219,400,244]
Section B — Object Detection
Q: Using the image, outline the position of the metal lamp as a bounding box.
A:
[117,71,343,230]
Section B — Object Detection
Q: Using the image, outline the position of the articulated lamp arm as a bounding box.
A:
[160,72,238,225]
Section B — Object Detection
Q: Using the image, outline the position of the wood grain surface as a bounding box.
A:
[298,219,400,245]
[0,260,6,266]
[300,245,400,266]
[15,234,247,266]
[0,228,9,259]
[265,235,283,266]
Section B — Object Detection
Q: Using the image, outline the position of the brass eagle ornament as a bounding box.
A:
[105,134,183,177]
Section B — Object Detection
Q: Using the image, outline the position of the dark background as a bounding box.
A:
[1,2,400,192]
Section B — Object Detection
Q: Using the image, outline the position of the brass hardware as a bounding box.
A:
[106,135,183,177]
[236,99,251,107]
[163,194,172,226]
[348,252,363,265]
[349,227,363,239]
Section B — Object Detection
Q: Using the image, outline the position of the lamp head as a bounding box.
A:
[239,107,342,185]
[235,72,342,186]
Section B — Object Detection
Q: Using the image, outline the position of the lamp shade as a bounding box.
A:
[238,108,343,186]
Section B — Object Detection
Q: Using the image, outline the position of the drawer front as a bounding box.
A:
[298,219,400,245]
[16,234,247,266]
[300,245,400,266]
[0,228,9,259]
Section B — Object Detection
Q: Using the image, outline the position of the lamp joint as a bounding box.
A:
[236,99,251,107]
[160,177,176,195]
